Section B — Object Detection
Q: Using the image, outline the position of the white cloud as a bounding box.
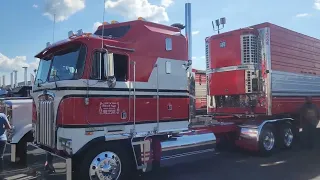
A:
[295,13,311,17]
[192,56,197,60]
[315,0,320,10]
[192,31,199,35]
[0,53,39,84]
[0,53,39,73]
[93,22,102,31]
[33,4,39,8]
[161,0,173,7]
[200,56,205,59]
[105,0,173,23]
[43,0,85,22]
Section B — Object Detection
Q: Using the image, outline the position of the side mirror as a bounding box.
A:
[103,52,116,88]
[104,53,114,77]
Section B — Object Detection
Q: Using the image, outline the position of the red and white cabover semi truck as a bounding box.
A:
[30,2,320,180]
[31,3,216,180]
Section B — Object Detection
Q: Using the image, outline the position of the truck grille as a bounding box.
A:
[35,100,55,148]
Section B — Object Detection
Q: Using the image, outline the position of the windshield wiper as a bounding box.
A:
[37,79,44,87]
[52,72,60,90]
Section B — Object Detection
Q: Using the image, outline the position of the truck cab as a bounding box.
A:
[32,19,190,150]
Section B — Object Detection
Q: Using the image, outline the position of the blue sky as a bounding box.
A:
[0,0,319,84]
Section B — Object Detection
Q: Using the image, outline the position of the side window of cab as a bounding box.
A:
[91,51,129,81]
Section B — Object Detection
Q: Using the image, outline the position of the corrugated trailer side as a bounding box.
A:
[268,23,320,115]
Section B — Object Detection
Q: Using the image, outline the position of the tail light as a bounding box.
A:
[32,100,37,123]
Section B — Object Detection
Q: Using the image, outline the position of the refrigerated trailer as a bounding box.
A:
[203,22,320,153]
[30,2,320,180]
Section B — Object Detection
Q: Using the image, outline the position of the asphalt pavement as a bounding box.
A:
[2,131,320,180]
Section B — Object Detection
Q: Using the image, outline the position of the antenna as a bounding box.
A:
[53,13,56,43]
[101,0,106,49]
[212,17,226,34]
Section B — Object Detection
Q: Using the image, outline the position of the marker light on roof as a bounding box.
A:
[103,22,109,25]
[138,17,145,21]
[111,20,119,24]
[68,31,75,38]
[77,29,84,36]
[84,33,92,36]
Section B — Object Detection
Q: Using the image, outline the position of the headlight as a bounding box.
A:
[240,127,258,139]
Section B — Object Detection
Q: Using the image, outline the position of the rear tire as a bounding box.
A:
[279,123,294,149]
[77,141,136,180]
[258,124,276,156]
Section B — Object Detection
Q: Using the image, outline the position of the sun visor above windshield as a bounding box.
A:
[35,39,76,59]
[144,25,181,36]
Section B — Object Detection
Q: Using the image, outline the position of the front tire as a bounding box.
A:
[77,141,135,180]
[258,124,276,156]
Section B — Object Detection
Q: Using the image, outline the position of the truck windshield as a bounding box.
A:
[35,43,86,85]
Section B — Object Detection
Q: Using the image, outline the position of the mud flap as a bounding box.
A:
[131,138,153,173]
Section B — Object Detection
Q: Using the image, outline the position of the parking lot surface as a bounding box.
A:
[2,131,320,180]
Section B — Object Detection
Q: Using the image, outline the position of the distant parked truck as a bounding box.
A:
[0,86,33,166]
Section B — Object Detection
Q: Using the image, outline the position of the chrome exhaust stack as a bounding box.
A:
[159,130,216,167]
[185,3,196,121]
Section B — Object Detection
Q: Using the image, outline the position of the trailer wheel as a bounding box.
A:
[258,124,276,156]
[78,142,135,180]
[279,123,294,149]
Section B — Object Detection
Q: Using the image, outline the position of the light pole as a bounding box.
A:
[13,70,18,88]
[212,17,226,34]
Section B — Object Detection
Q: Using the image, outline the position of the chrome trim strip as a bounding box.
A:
[206,64,256,74]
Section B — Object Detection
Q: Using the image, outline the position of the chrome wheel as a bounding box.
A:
[263,131,275,151]
[89,151,122,180]
[283,128,293,147]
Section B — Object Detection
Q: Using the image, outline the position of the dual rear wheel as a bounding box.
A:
[258,122,294,156]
